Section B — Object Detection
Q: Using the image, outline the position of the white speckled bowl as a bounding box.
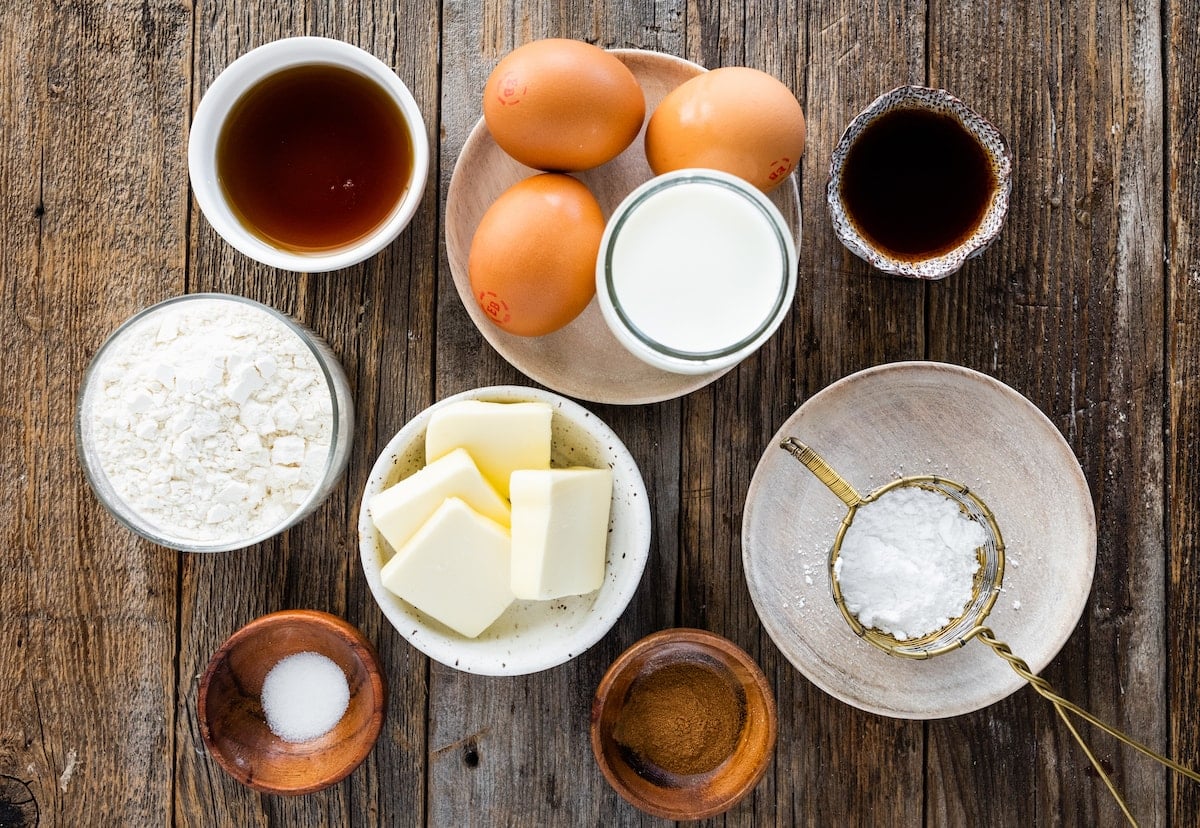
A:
[358,386,651,675]
[827,85,1012,280]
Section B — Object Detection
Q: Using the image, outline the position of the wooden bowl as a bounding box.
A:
[198,609,386,795]
[590,629,777,820]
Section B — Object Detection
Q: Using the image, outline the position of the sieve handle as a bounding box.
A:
[971,626,1200,826]
[779,438,863,507]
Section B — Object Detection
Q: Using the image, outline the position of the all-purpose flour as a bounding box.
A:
[834,485,986,640]
[86,297,333,544]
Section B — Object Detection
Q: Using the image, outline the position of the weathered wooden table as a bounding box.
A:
[2,1,1197,825]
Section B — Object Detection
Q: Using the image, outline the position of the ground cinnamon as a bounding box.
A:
[612,659,746,777]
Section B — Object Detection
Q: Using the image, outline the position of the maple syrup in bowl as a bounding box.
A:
[190,37,429,272]
[217,64,414,253]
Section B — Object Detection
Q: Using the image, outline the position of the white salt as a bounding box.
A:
[834,486,987,640]
[260,651,350,743]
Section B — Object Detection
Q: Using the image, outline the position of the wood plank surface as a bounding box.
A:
[925,1,1167,825]
[170,1,441,826]
[775,2,930,825]
[0,1,191,825]
[430,5,677,825]
[0,0,1197,825]
[1166,0,1200,823]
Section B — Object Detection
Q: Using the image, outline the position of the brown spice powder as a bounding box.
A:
[611,660,746,777]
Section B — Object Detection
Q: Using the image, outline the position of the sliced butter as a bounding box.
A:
[369,448,510,554]
[425,400,552,498]
[380,497,515,639]
[509,467,613,600]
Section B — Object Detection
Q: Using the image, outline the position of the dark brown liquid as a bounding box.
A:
[839,107,995,260]
[217,64,413,252]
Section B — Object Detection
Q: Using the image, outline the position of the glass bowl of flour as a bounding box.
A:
[76,293,354,552]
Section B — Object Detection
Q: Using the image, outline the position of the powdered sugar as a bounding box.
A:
[834,485,986,640]
[84,296,334,545]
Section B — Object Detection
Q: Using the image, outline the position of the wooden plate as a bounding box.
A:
[444,50,803,405]
[742,362,1097,719]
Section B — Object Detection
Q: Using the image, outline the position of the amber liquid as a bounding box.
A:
[217,64,413,253]
[839,108,996,261]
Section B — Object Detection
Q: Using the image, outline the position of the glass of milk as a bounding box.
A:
[596,169,798,375]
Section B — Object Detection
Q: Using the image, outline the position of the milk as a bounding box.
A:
[598,170,796,374]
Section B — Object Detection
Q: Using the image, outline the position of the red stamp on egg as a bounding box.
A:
[767,157,793,182]
[478,291,511,324]
[495,72,525,106]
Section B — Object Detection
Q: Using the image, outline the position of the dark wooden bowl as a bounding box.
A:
[590,628,778,820]
[198,609,386,795]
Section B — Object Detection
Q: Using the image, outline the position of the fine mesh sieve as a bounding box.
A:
[781,437,1199,825]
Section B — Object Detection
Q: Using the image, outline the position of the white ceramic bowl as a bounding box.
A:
[189,37,429,272]
[359,386,652,675]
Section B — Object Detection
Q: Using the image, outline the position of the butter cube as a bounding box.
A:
[380,497,514,639]
[369,448,510,554]
[509,467,613,600]
[425,400,552,498]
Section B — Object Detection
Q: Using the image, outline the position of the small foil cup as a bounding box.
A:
[827,86,1012,280]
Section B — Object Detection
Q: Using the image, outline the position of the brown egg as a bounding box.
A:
[645,67,806,192]
[483,39,645,172]
[469,174,605,337]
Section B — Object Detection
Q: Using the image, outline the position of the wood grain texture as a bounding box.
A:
[926,1,1167,825]
[430,5,678,825]
[676,4,803,825]
[2,0,1197,825]
[171,0,441,825]
[0,1,191,825]
[1166,0,1200,823]
[766,2,929,825]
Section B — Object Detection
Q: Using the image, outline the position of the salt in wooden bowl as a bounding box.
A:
[198,609,386,795]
